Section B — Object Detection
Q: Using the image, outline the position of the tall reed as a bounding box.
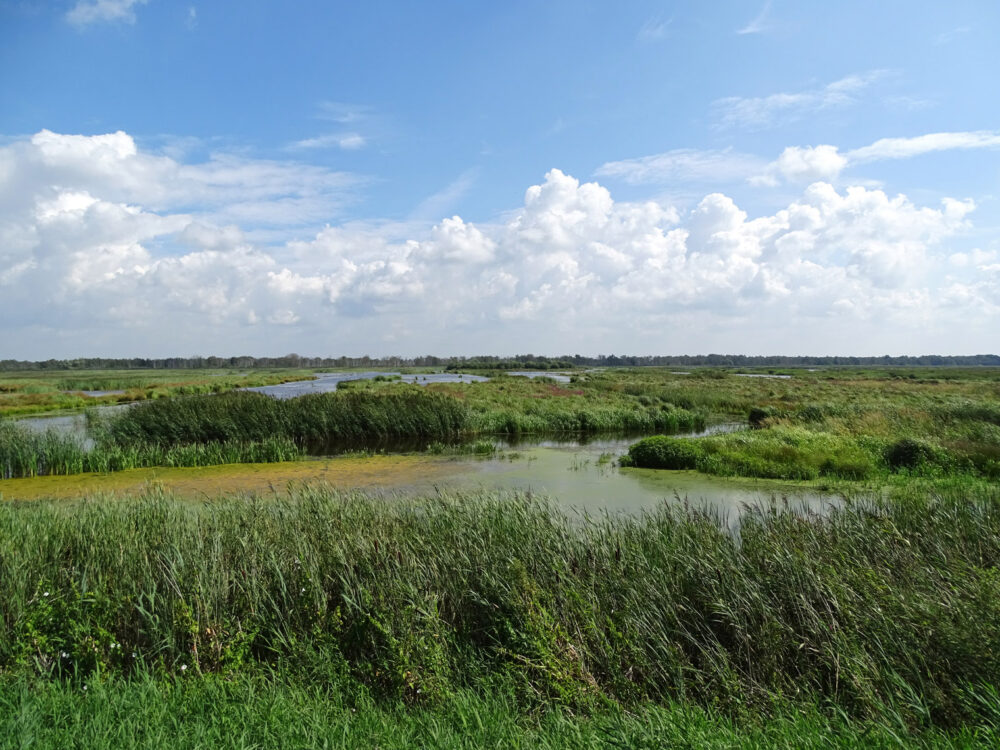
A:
[0,484,997,729]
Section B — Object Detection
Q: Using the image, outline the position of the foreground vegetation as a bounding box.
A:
[5,674,998,749]
[1,485,999,741]
[1,485,999,746]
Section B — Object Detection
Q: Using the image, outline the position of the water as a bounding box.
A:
[436,441,840,519]
[16,406,133,450]
[506,371,572,383]
[303,423,839,519]
[302,420,744,457]
[16,413,90,440]
[0,427,842,518]
[734,373,792,379]
[244,371,490,398]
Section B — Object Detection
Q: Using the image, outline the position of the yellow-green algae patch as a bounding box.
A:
[0,454,459,501]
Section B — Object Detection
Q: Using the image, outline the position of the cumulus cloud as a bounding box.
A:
[4,129,360,227]
[0,130,991,356]
[66,0,148,27]
[713,71,888,130]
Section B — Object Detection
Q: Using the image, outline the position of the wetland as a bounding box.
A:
[2,362,1000,746]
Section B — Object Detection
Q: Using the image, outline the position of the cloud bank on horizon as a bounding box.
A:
[1,1,998,357]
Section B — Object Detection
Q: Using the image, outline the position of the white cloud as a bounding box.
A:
[934,26,970,45]
[410,170,478,221]
[848,131,1000,163]
[316,102,372,124]
[751,145,849,186]
[754,130,1000,185]
[713,70,888,130]
[596,148,765,185]
[637,17,670,42]
[6,129,361,227]
[0,131,991,356]
[290,133,367,151]
[737,0,771,35]
[66,0,147,27]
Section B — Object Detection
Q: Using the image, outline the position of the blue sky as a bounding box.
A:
[1,1,998,357]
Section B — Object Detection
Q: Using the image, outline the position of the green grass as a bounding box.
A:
[1,485,999,732]
[99,385,705,446]
[0,419,303,479]
[623,426,999,481]
[9,365,1000,482]
[3,674,997,749]
[0,369,316,417]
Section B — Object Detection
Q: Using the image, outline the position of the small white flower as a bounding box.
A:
[61,652,69,658]
[180,664,188,671]
[43,592,49,597]
[82,685,87,691]
[132,652,137,658]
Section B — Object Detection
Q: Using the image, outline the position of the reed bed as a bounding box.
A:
[0,420,302,479]
[100,388,705,446]
[1,484,998,732]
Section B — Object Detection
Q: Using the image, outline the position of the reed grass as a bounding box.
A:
[99,387,705,447]
[0,420,302,479]
[1,484,998,732]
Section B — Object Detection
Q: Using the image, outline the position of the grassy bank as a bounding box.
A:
[4,674,996,749]
[1,485,998,734]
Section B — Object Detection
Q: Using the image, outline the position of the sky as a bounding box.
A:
[1,0,999,359]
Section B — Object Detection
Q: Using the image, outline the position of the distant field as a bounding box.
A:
[0,368,316,417]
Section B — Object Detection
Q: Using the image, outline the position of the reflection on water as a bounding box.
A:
[303,421,744,456]
[506,371,572,383]
[407,438,841,520]
[16,413,89,439]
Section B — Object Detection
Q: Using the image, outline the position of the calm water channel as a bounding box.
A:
[422,435,840,520]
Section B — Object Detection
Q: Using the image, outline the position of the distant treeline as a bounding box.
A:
[1,353,999,372]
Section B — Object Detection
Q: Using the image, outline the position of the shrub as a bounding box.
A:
[884,438,936,471]
[622,436,701,469]
[748,407,772,429]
